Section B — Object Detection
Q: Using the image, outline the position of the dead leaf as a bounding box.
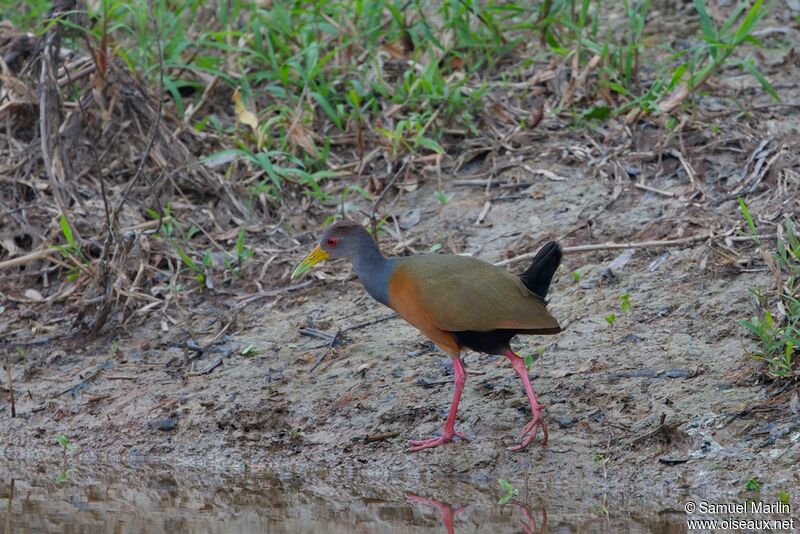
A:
[449,56,465,70]
[549,357,606,378]
[24,288,43,301]
[398,209,421,229]
[287,120,318,158]
[232,87,259,134]
[380,39,412,59]
[658,83,689,114]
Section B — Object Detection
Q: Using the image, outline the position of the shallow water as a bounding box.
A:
[0,460,688,534]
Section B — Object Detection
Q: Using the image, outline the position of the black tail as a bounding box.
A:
[520,241,562,299]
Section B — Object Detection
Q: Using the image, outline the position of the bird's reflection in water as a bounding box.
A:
[511,502,548,534]
[407,493,547,534]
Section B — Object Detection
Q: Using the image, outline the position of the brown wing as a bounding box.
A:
[394,256,560,334]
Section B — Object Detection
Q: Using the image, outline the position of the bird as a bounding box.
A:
[291,220,562,452]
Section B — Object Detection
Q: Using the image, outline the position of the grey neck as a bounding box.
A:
[350,242,394,307]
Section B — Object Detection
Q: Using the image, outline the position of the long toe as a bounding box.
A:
[508,417,548,452]
[407,430,466,452]
[408,436,450,452]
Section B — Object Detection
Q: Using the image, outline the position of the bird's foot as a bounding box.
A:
[407,429,467,452]
[507,406,548,452]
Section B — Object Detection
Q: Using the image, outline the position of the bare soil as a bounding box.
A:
[5,102,800,501]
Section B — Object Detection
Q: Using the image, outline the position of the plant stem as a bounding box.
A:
[5,352,14,418]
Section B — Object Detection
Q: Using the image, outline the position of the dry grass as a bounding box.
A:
[0,0,795,367]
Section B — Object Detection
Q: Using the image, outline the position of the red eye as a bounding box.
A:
[325,237,338,247]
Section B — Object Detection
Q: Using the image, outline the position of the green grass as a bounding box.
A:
[497,478,519,505]
[739,199,799,379]
[4,0,780,291]
[10,0,778,200]
[537,0,777,119]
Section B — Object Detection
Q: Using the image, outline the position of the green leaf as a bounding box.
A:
[743,59,780,103]
[733,0,765,44]
[693,0,717,44]
[497,479,518,505]
[581,106,612,120]
[745,478,761,491]
[415,136,445,154]
[524,354,534,370]
[55,434,69,448]
[176,247,198,272]
[720,1,748,34]
[236,228,246,257]
[59,213,75,247]
[311,91,343,129]
[605,313,617,326]
[738,197,758,240]
[667,64,688,90]
[620,293,632,315]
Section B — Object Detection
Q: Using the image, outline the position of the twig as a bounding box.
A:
[64,60,111,241]
[667,149,697,185]
[370,158,410,240]
[176,74,220,135]
[342,312,398,333]
[111,0,164,223]
[87,0,165,338]
[55,366,104,397]
[298,328,336,341]
[4,478,13,534]
[0,218,172,271]
[38,1,70,216]
[630,413,671,445]
[310,328,342,372]
[363,430,401,443]
[5,352,14,418]
[452,179,535,189]
[234,280,313,306]
[188,356,223,376]
[190,281,314,350]
[634,182,676,198]
[494,233,776,266]
[475,200,492,225]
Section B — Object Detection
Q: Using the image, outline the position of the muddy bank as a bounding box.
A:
[3,18,800,516]
[3,150,800,502]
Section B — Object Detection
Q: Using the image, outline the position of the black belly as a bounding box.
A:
[452,329,518,355]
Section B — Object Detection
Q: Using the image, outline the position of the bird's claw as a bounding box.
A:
[507,406,548,452]
[407,430,468,452]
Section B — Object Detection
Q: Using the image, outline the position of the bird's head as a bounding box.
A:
[291,220,375,279]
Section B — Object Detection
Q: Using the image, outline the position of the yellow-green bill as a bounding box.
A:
[291,245,330,279]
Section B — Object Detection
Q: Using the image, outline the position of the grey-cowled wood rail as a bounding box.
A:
[291,220,562,452]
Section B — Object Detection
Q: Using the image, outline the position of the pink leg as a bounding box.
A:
[512,503,547,534]
[408,356,468,452]
[407,494,466,534]
[504,349,548,451]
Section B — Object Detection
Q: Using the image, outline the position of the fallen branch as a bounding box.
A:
[495,233,776,266]
[234,280,314,306]
[0,217,173,271]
